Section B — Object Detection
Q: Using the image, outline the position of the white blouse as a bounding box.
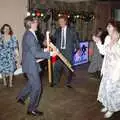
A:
[96,35,120,83]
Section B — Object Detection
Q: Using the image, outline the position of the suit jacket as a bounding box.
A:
[22,31,50,74]
[53,26,79,63]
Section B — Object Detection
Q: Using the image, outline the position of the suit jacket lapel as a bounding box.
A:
[66,27,70,45]
[58,28,61,47]
[29,31,38,42]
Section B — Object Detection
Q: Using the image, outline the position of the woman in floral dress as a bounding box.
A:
[93,20,120,118]
[0,24,20,87]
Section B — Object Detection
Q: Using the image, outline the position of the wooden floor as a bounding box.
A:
[0,64,120,120]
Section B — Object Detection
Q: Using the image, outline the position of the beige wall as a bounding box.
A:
[95,2,112,30]
[95,1,120,30]
[0,0,27,58]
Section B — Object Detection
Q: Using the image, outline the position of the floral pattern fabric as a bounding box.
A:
[0,35,18,75]
[97,35,120,112]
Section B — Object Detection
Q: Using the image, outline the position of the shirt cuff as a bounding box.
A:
[50,51,53,56]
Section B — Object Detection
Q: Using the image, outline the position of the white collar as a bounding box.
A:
[29,29,35,35]
[29,29,37,40]
[62,26,67,30]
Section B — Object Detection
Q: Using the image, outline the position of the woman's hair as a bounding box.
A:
[24,16,38,30]
[1,24,13,36]
[92,28,108,44]
[94,28,103,37]
[106,19,120,32]
[101,30,108,44]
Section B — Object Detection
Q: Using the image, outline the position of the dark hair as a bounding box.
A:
[106,19,120,32]
[1,24,13,36]
[95,28,103,36]
[24,16,38,30]
[92,28,103,38]
[92,28,107,44]
[58,16,68,23]
[101,30,108,44]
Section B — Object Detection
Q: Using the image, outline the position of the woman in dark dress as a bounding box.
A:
[88,28,107,79]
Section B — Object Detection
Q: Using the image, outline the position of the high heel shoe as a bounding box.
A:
[104,111,114,118]
[101,107,108,113]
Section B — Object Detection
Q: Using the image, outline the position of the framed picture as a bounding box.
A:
[73,41,89,66]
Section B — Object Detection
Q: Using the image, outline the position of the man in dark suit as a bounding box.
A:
[17,16,57,116]
[52,16,79,88]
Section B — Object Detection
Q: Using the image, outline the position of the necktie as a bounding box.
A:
[61,28,65,49]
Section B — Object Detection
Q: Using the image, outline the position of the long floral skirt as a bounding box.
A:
[97,72,120,112]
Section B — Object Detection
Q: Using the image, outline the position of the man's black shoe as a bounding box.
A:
[66,85,73,88]
[35,110,44,115]
[50,84,58,88]
[27,110,44,116]
[17,98,25,105]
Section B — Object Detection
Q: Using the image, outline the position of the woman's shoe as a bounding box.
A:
[104,111,114,118]
[101,107,108,113]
